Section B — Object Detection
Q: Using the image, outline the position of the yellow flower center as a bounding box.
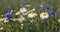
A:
[29,11,34,15]
[42,14,46,16]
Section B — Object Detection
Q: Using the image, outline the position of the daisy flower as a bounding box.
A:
[19,7,27,13]
[40,12,49,19]
[27,11,37,18]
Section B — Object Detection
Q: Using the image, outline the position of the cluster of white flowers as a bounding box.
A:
[0,7,50,22]
[15,7,49,19]
[0,4,58,22]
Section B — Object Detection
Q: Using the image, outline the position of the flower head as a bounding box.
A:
[44,4,50,10]
[27,11,37,18]
[48,11,57,16]
[58,19,60,22]
[20,7,27,14]
[0,26,3,30]
[4,12,13,19]
[40,12,49,19]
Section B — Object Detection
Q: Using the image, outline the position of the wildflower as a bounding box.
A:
[21,27,23,29]
[30,20,33,22]
[31,8,36,11]
[3,18,9,22]
[48,11,57,16]
[19,7,27,14]
[21,24,24,26]
[0,26,3,30]
[40,4,44,7]
[15,11,20,15]
[27,11,37,18]
[4,12,13,19]
[13,15,25,22]
[0,18,3,22]
[58,19,60,22]
[40,12,49,19]
[44,4,50,10]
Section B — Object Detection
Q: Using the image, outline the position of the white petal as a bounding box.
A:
[20,8,27,13]
[15,12,20,15]
[28,13,37,18]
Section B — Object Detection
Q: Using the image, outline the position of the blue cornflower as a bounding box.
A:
[4,12,13,19]
[5,6,11,10]
[44,4,50,10]
[48,11,57,16]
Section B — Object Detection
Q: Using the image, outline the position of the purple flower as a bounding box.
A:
[4,12,13,19]
[44,4,50,10]
[48,11,57,16]
[5,6,11,10]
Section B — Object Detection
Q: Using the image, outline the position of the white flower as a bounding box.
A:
[19,7,27,13]
[0,27,3,30]
[30,20,33,22]
[3,18,9,22]
[11,10,13,12]
[40,12,49,19]
[15,12,20,15]
[28,11,37,18]
[32,8,35,11]
[21,24,24,26]
[40,4,43,7]
[21,27,23,29]
[12,15,26,22]
[58,19,60,22]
